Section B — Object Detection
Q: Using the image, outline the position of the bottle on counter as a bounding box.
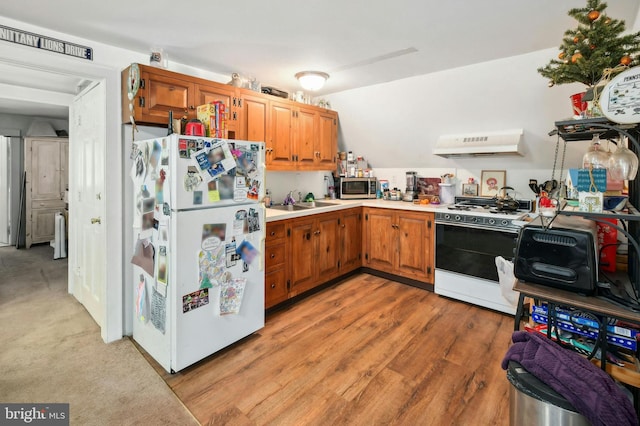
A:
[264,189,272,207]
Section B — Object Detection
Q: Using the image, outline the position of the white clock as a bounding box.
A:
[599,66,640,124]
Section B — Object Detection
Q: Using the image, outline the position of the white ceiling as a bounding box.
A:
[0,0,638,119]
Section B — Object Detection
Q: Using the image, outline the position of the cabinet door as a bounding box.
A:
[316,214,340,279]
[268,101,294,168]
[31,208,61,244]
[195,83,238,139]
[289,217,316,294]
[239,92,269,143]
[60,140,69,193]
[365,209,395,272]
[396,212,429,280]
[29,139,63,201]
[424,213,434,283]
[340,209,362,273]
[295,106,317,169]
[265,265,288,308]
[140,69,194,123]
[317,111,338,170]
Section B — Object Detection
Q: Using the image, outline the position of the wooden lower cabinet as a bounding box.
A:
[265,207,433,309]
[265,208,361,308]
[363,207,434,283]
[289,213,340,296]
[339,208,362,273]
[265,222,288,308]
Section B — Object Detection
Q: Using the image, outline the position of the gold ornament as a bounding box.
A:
[573,36,581,44]
[571,52,583,63]
[604,17,611,25]
[621,55,632,66]
[558,52,566,59]
[548,81,555,87]
[588,10,600,21]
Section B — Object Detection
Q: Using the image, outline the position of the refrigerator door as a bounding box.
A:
[169,135,264,210]
[170,204,265,372]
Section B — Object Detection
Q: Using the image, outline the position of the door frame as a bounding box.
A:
[0,44,123,343]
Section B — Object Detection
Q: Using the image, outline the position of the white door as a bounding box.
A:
[0,136,9,246]
[69,81,106,328]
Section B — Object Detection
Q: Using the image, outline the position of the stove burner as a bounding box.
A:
[447,205,471,211]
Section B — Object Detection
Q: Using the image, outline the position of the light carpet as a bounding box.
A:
[0,244,199,425]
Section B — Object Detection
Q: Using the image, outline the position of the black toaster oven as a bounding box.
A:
[514,216,598,295]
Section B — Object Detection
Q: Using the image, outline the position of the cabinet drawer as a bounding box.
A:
[266,242,286,271]
[266,222,286,242]
[265,268,288,308]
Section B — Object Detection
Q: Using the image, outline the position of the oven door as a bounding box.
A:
[436,223,518,282]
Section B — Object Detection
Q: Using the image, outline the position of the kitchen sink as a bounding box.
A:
[298,201,338,208]
[268,201,338,211]
[268,204,309,211]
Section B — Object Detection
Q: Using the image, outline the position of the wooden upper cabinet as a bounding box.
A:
[238,90,269,143]
[122,64,338,171]
[268,100,294,168]
[195,83,239,139]
[295,106,317,168]
[141,68,194,124]
[317,110,338,169]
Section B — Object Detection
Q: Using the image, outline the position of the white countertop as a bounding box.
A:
[266,198,445,222]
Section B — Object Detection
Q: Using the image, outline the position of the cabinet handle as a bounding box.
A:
[314,230,321,235]
[238,99,243,108]
[139,97,145,107]
[270,231,276,236]
[341,224,346,228]
[270,253,275,258]
[189,105,195,110]
[271,283,276,289]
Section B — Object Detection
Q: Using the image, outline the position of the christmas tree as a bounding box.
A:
[538,0,640,87]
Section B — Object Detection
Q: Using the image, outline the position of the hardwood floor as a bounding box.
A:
[151,273,514,425]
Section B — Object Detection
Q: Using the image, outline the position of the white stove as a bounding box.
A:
[435,196,532,231]
[434,196,533,315]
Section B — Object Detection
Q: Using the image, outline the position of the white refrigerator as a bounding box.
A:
[130,135,265,373]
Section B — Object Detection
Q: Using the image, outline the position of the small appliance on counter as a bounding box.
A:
[337,177,377,199]
[403,171,418,202]
[514,215,598,295]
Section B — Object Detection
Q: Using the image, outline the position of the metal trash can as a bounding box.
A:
[507,361,590,426]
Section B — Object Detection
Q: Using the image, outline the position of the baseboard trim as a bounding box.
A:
[266,268,433,315]
[361,268,434,292]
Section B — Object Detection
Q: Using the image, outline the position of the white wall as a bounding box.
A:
[326,48,590,199]
[0,114,68,135]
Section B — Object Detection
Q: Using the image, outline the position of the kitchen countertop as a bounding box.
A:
[266,199,445,222]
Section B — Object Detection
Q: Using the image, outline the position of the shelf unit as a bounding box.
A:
[551,117,640,294]
[514,117,640,399]
[513,281,640,389]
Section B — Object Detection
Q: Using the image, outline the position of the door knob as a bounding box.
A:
[91,217,101,224]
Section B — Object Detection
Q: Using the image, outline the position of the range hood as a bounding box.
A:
[433,128,524,157]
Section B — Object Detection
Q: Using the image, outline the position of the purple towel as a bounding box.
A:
[502,331,637,426]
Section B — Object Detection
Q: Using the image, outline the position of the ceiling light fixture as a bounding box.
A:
[295,71,329,91]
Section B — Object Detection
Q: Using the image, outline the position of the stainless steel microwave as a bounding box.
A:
[339,177,377,199]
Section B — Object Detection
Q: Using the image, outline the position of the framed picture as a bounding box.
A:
[462,183,479,196]
[480,170,506,197]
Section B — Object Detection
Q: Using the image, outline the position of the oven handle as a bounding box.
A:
[435,221,521,234]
